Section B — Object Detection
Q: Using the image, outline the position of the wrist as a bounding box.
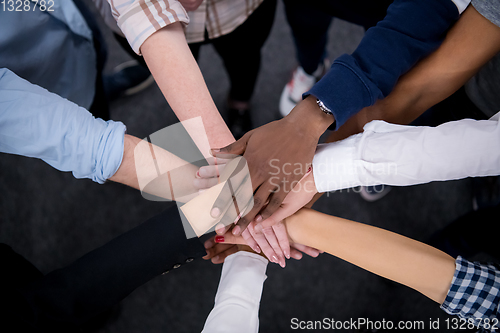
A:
[284,208,312,244]
[286,95,335,139]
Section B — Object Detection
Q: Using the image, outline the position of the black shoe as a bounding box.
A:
[227,107,253,140]
[103,60,154,101]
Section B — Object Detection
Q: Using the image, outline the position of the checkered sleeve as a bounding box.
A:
[107,0,190,55]
[441,256,500,331]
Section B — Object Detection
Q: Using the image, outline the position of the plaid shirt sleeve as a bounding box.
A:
[106,0,189,55]
[441,256,500,332]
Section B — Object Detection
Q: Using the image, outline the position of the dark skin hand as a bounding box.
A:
[211,95,334,236]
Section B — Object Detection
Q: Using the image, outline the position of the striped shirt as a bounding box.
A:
[107,0,263,54]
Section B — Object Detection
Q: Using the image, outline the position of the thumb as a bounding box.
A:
[211,131,251,156]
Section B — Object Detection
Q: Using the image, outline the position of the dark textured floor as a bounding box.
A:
[0,1,486,332]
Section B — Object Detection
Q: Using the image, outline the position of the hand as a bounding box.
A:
[242,170,318,265]
[258,170,318,229]
[192,156,230,191]
[206,219,321,265]
[211,96,334,236]
[178,0,204,11]
[193,156,254,233]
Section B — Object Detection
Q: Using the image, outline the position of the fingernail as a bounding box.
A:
[215,236,224,243]
[284,251,290,260]
[213,255,219,261]
[272,255,278,263]
[307,166,312,173]
[232,226,241,235]
[198,189,205,194]
[254,224,263,233]
[255,215,263,222]
[253,245,261,253]
[211,207,220,218]
[212,148,220,153]
[196,170,201,178]
[215,223,225,234]
[279,260,286,268]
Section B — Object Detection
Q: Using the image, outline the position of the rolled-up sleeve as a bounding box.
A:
[107,0,190,54]
[0,68,126,184]
[441,256,500,331]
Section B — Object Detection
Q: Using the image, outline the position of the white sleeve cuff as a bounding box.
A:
[312,135,362,192]
[452,0,471,13]
[215,251,268,305]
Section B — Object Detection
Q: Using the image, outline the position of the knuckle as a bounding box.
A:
[270,198,281,208]
[253,197,263,208]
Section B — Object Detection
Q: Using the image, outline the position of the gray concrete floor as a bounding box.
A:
[0,1,484,332]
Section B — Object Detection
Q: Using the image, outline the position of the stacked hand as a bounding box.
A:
[194,96,333,266]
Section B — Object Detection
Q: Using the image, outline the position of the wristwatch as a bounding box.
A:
[316,98,334,117]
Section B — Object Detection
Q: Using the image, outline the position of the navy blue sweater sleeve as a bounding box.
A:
[306,0,460,129]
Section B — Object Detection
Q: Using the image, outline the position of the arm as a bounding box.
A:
[218,209,500,327]
[327,4,500,143]
[0,68,199,200]
[12,205,206,330]
[308,0,463,130]
[285,208,456,304]
[312,113,500,192]
[108,0,234,152]
[202,250,268,333]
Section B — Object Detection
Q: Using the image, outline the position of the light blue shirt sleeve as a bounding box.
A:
[0,68,126,184]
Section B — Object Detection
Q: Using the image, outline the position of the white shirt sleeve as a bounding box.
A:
[313,112,500,193]
[201,251,268,333]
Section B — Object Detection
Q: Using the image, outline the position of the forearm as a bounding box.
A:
[309,0,460,129]
[286,209,456,304]
[327,5,500,143]
[141,23,234,151]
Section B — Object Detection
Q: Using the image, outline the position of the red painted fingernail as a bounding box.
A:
[196,170,201,178]
[307,166,312,173]
[215,236,224,243]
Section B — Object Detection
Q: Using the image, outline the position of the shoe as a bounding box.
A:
[360,185,391,202]
[227,100,252,140]
[103,60,154,101]
[279,58,330,117]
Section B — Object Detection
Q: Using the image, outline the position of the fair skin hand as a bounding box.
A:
[216,208,456,304]
[203,224,320,265]
[326,5,500,143]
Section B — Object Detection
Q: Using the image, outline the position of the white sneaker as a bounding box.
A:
[279,59,330,117]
